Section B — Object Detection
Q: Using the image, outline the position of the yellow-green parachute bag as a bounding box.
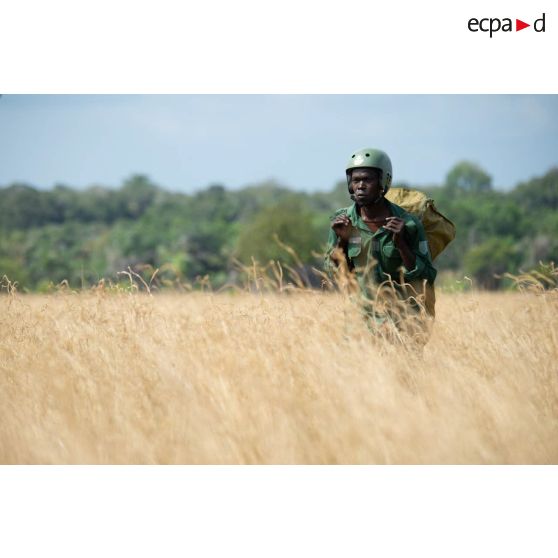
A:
[385,188,456,260]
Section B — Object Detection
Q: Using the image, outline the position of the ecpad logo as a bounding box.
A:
[468,13,546,37]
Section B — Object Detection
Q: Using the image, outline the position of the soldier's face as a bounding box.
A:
[349,168,382,206]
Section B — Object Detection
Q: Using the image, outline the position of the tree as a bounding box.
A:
[118,175,160,219]
[463,237,521,290]
[233,181,296,221]
[511,167,558,211]
[235,200,323,266]
[309,180,351,212]
[0,183,57,230]
[445,161,492,192]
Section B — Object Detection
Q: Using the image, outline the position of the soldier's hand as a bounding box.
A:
[331,214,352,242]
[384,217,406,245]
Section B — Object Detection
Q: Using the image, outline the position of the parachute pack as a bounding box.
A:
[385,188,456,260]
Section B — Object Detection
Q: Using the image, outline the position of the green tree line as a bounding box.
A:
[1,162,557,291]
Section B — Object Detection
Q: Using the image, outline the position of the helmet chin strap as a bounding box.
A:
[372,190,384,204]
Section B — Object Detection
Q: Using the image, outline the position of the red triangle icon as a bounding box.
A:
[516,19,530,31]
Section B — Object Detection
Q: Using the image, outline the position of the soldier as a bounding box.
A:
[325,147,437,344]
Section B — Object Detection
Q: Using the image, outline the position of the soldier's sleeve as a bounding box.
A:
[324,209,350,275]
[324,227,342,275]
[401,217,437,284]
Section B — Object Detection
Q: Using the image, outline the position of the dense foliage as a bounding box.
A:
[1,162,557,291]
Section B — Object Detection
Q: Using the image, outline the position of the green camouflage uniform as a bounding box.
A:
[325,200,437,330]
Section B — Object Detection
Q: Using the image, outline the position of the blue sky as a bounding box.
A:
[1,95,557,192]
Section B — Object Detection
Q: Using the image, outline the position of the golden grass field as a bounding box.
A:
[1,286,557,464]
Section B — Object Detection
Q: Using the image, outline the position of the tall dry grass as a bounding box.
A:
[1,275,557,463]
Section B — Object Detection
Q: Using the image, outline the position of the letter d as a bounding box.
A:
[534,13,545,32]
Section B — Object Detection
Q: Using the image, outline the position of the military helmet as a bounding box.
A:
[345,147,393,194]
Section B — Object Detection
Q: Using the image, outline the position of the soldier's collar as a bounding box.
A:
[347,199,404,224]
